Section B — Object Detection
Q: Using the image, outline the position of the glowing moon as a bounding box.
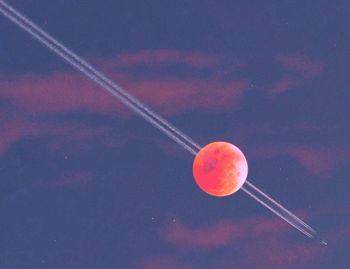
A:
[192,141,248,197]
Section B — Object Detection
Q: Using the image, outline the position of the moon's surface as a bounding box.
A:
[192,142,248,197]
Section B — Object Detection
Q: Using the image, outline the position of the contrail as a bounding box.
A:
[242,181,316,238]
[0,0,326,244]
[0,0,201,156]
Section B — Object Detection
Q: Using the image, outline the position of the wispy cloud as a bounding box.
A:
[268,75,298,95]
[164,216,295,250]
[250,145,350,177]
[0,50,249,155]
[1,50,248,116]
[140,213,330,269]
[276,54,324,79]
[268,54,324,96]
[0,120,39,154]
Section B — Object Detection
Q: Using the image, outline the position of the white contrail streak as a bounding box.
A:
[241,181,316,239]
[0,0,325,244]
[0,0,201,155]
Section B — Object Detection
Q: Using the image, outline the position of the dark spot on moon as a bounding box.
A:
[213,149,220,155]
[203,156,218,174]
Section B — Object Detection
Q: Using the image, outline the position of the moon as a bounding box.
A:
[192,141,248,197]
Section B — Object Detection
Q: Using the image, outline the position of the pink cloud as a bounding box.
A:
[0,50,248,117]
[250,145,350,176]
[0,115,117,155]
[0,50,248,155]
[0,120,40,154]
[163,219,241,249]
[0,118,129,188]
[277,54,324,79]
[0,50,328,158]
[268,76,298,95]
[267,54,324,95]
[162,215,290,250]
[0,73,124,115]
[141,213,328,269]
[0,50,231,155]
[125,78,248,115]
[217,121,348,177]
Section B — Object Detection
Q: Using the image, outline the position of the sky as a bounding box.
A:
[0,0,349,268]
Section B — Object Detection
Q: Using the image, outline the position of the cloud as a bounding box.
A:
[268,54,324,96]
[0,50,249,155]
[268,75,298,95]
[0,50,249,116]
[124,78,248,115]
[0,113,115,155]
[0,51,328,162]
[161,215,295,250]
[140,204,350,269]
[162,219,241,249]
[0,73,124,115]
[140,214,327,269]
[250,145,350,177]
[0,120,40,154]
[276,54,324,79]
[158,117,349,177]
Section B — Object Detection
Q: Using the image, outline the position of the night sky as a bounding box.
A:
[1,1,349,268]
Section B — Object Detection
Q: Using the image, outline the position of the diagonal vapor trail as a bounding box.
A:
[242,182,316,238]
[0,0,326,245]
[0,0,201,156]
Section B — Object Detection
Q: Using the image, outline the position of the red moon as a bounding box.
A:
[192,142,248,197]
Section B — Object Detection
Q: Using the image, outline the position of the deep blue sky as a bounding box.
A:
[0,1,349,268]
